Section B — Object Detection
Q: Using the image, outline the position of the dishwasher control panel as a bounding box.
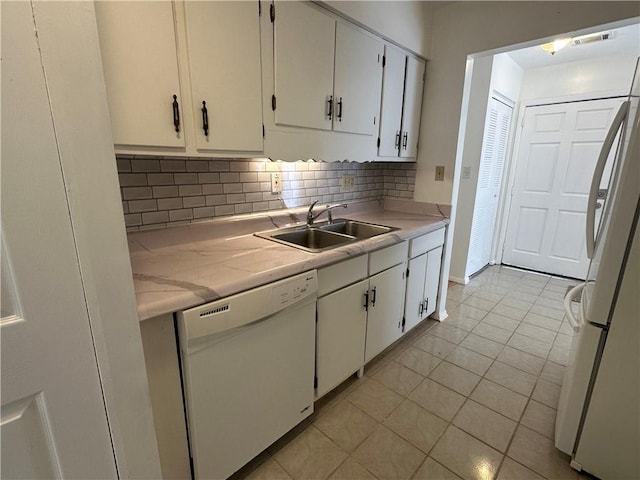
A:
[272,272,318,310]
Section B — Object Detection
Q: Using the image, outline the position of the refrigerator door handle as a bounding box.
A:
[586,101,629,259]
[564,283,585,332]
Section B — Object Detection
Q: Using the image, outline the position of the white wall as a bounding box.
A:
[519,52,639,102]
[411,2,637,291]
[449,56,494,282]
[492,53,524,103]
[322,1,432,57]
[29,2,162,477]
[414,3,639,207]
[449,53,523,283]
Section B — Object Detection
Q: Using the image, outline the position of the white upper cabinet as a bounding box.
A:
[184,2,263,152]
[273,1,335,131]
[400,56,425,158]
[333,23,383,136]
[95,1,185,148]
[378,45,406,157]
[272,2,382,136]
[377,46,425,160]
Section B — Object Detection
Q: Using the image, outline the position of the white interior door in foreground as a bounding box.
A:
[503,98,624,279]
[1,2,117,477]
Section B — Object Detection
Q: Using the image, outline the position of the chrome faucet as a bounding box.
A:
[306,201,348,225]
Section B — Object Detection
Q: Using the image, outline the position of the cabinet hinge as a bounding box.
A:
[271,95,276,111]
[258,0,261,16]
[377,137,380,148]
[313,375,318,389]
[270,2,275,22]
[406,268,410,278]
[382,55,386,68]
[373,116,376,126]
[402,316,406,328]
[262,124,265,138]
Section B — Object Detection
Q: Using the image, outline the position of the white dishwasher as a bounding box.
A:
[177,270,318,479]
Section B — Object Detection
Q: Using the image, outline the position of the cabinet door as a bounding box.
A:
[365,263,406,362]
[184,1,263,152]
[404,254,427,333]
[316,280,368,398]
[333,23,383,136]
[273,1,334,131]
[423,246,443,317]
[95,1,185,148]
[378,45,405,157]
[400,57,425,158]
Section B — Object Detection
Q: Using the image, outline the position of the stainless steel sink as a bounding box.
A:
[255,219,398,253]
[318,219,396,238]
[271,228,354,250]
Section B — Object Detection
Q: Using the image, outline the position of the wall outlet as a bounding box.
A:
[341,174,355,190]
[435,165,445,181]
[271,172,282,194]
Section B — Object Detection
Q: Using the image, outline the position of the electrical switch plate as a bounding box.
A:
[341,174,355,190]
[435,166,445,181]
[271,172,282,194]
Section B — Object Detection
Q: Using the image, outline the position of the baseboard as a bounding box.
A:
[432,309,448,321]
[448,275,469,285]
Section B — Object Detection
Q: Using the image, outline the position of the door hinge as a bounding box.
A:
[382,55,386,67]
[313,375,318,389]
[377,137,380,148]
[271,95,276,111]
[270,2,275,22]
[258,0,261,16]
[262,124,265,138]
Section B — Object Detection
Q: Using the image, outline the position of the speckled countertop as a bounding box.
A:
[128,198,449,321]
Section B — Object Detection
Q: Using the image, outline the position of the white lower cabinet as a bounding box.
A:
[315,242,408,398]
[364,262,407,362]
[316,279,369,398]
[404,229,445,333]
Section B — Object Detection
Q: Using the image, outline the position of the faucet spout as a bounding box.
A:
[307,201,348,225]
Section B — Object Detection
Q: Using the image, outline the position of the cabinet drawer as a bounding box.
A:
[369,241,408,275]
[409,228,445,258]
[318,255,368,297]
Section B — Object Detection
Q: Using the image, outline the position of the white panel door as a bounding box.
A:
[95,1,185,148]
[1,2,117,477]
[378,45,406,157]
[316,280,368,398]
[273,1,335,130]
[400,56,425,158]
[333,22,383,136]
[365,264,406,362]
[185,1,263,152]
[503,98,624,278]
[467,97,513,276]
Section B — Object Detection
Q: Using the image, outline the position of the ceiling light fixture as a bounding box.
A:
[540,37,571,55]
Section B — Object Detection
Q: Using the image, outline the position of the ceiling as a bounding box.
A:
[507,23,640,70]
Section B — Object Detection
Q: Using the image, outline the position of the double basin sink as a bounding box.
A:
[255,219,398,253]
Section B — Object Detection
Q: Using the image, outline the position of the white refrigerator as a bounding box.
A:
[555,59,640,479]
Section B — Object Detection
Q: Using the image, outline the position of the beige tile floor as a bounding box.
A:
[232,266,590,480]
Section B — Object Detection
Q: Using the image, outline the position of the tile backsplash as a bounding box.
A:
[117,156,416,231]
